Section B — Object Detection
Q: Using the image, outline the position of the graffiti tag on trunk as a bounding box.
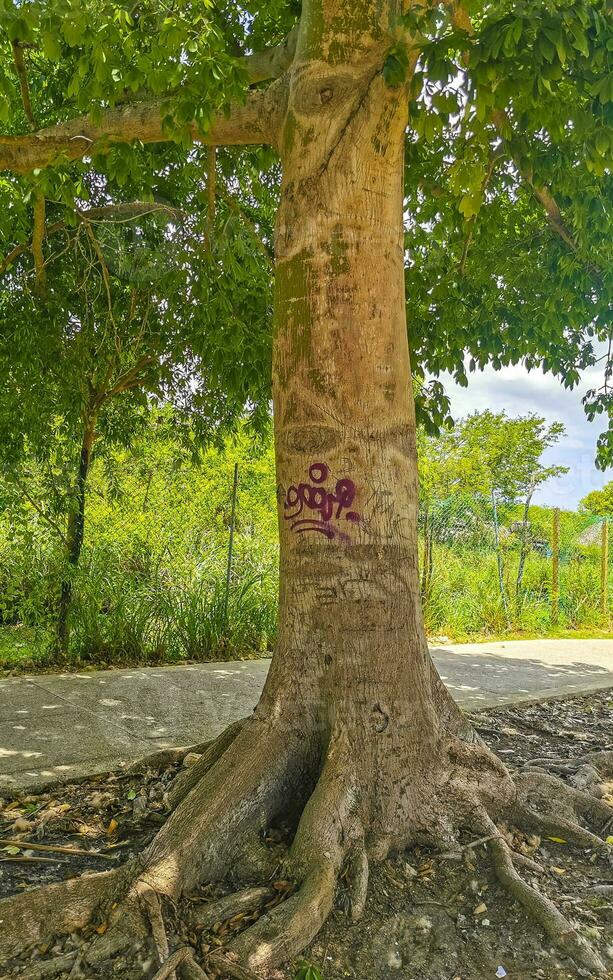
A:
[284,463,360,541]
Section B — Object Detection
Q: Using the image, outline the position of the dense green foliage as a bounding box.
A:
[0,422,279,667]
[403,0,612,450]
[581,479,613,515]
[1,0,611,454]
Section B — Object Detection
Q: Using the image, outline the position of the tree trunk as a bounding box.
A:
[55,420,96,656]
[265,29,461,783]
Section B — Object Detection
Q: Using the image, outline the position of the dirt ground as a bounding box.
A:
[1,690,612,980]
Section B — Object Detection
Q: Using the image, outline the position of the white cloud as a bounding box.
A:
[436,361,611,508]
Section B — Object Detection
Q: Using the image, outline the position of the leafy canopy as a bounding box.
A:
[418,410,568,505]
[0,0,611,461]
[581,480,613,515]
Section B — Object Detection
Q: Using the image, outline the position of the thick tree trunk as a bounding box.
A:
[253,3,479,859]
[55,421,95,656]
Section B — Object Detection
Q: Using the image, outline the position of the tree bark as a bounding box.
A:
[0,85,285,174]
[55,420,96,656]
[250,0,477,856]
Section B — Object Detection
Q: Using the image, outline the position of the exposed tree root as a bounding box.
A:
[181,957,211,980]
[207,951,261,980]
[344,841,369,921]
[151,946,193,980]
[166,718,247,809]
[188,887,276,932]
[1,715,611,979]
[0,864,129,963]
[514,770,612,847]
[127,740,218,775]
[486,831,606,975]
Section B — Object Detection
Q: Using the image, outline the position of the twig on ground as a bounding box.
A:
[436,833,501,860]
[0,855,66,864]
[0,837,117,860]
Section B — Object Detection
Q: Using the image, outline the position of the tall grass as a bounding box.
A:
[67,546,278,666]
[422,540,609,641]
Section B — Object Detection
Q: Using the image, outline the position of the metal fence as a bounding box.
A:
[418,493,611,639]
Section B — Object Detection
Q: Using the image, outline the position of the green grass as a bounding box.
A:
[0,625,51,672]
[430,626,613,644]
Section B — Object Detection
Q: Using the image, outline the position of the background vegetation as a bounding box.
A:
[0,408,609,672]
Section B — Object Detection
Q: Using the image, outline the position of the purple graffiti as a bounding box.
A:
[283,463,360,540]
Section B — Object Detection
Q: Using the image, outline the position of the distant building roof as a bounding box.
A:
[577,519,606,546]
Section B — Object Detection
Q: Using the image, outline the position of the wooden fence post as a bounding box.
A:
[551,508,560,624]
[601,518,609,619]
[223,462,239,625]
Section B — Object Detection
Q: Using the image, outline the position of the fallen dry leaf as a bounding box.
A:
[11,817,32,833]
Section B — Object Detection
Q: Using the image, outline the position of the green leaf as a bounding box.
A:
[384,45,409,88]
[42,31,62,60]
[458,192,482,219]
[294,963,323,980]
[63,17,86,47]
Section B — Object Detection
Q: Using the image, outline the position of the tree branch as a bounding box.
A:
[1,203,184,277]
[84,201,188,223]
[12,40,47,290]
[12,41,36,128]
[0,83,285,175]
[243,25,298,83]
[97,354,158,404]
[490,110,589,261]
[78,212,117,331]
[32,194,46,290]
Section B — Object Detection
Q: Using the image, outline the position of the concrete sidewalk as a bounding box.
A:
[1,639,612,792]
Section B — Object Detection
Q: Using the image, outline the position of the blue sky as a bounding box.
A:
[438,360,611,510]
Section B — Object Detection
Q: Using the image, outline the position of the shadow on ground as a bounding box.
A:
[1,642,611,791]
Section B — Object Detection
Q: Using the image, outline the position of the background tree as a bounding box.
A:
[0,1,611,977]
[581,480,613,517]
[456,411,568,610]
[0,192,273,653]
